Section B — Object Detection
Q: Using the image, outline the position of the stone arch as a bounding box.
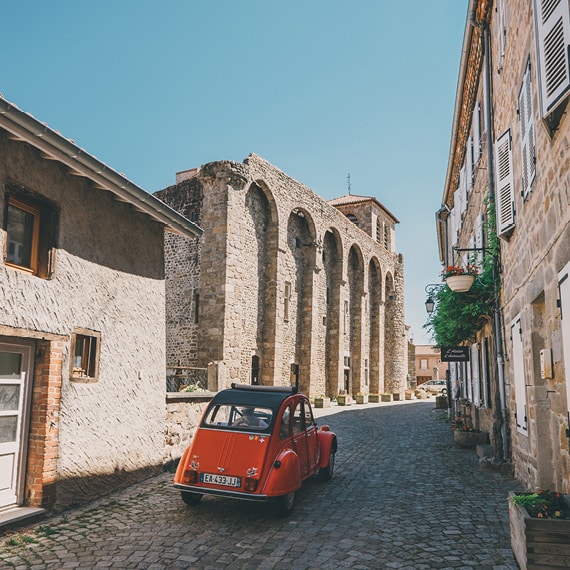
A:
[323,228,343,397]
[383,271,397,392]
[347,244,365,395]
[285,207,317,393]
[244,180,279,385]
[368,257,383,394]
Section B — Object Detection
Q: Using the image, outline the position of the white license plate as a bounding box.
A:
[201,473,241,488]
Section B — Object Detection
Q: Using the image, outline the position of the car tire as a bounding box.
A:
[276,491,295,517]
[181,491,202,506]
[319,450,335,481]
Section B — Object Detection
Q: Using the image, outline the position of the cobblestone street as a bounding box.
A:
[0,400,521,569]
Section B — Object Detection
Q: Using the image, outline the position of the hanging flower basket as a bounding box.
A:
[446,274,475,292]
[443,264,478,292]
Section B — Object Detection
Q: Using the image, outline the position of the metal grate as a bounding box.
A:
[166,366,208,392]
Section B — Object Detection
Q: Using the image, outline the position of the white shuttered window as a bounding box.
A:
[558,262,570,429]
[495,129,515,236]
[519,59,536,198]
[511,316,528,435]
[533,0,570,116]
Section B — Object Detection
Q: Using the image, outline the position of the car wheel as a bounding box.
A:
[319,450,335,481]
[276,491,295,517]
[181,491,202,506]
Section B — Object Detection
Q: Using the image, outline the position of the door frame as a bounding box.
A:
[0,338,35,507]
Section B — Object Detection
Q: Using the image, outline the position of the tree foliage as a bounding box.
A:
[425,195,499,347]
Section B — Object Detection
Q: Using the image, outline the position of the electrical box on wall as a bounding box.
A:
[540,348,553,379]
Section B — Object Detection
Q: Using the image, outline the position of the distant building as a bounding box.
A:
[155,154,407,398]
[414,345,448,387]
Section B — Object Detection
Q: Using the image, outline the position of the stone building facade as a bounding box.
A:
[439,0,570,493]
[155,154,407,398]
[414,345,448,386]
[0,95,200,517]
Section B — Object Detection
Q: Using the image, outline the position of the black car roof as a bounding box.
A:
[211,384,299,410]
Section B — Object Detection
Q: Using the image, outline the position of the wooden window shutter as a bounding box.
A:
[518,59,536,199]
[497,0,507,73]
[495,129,515,236]
[511,316,528,434]
[472,102,482,162]
[466,135,474,189]
[533,0,570,116]
[558,264,570,418]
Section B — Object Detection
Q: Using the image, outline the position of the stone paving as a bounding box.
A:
[0,400,521,569]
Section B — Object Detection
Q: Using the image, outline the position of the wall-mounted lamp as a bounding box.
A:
[424,284,444,314]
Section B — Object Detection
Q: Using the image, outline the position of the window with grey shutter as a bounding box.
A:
[466,135,474,190]
[511,316,528,435]
[533,0,570,117]
[472,102,482,162]
[519,58,536,199]
[495,129,515,237]
[497,0,507,73]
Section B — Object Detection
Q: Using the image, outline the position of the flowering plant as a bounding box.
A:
[443,264,479,278]
[510,490,570,519]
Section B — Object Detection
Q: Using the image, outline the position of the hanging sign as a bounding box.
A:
[441,346,470,362]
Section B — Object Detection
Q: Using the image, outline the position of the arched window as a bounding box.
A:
[346,213,358,226]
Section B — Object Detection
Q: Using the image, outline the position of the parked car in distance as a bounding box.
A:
[419,379,447,394]
[173,383,338,516]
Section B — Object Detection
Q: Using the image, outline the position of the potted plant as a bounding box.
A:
[368,393,380,403]
[452,426,489,448]
[443,264,478,292]
[380,393,392,402]
[355,393,368,404]
[314,395,331,408]
[337,393,352,406]
[508,490,570,569]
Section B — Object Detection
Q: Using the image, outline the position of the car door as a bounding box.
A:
[291,399,310,478]
[303,399,319,474]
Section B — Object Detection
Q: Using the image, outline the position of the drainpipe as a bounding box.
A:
[469,9,509,461]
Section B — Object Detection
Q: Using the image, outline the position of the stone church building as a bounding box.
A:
[155,154,406,398]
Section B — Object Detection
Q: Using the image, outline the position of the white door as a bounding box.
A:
[0,340,34,508]
[559,265,570,425]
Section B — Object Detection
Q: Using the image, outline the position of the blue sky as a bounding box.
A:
[2,1,467,344]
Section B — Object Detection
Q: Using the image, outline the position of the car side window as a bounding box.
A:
[293,402,305,434]
[280,406,291,439]
[304,401,315,427]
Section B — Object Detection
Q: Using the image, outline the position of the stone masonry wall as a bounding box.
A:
[494,1,570,492]
[157,154,406,398]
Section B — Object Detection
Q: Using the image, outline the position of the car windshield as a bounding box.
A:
[203,404,273,431]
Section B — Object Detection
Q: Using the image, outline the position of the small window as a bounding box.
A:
[346,213,358,226]
[6,197,39,272]
[284,282,291,322]
[70,329,101,382]
[4,192,58,278]
[280,406,291,439]
[376,218,382,243]
[293,402,305,434]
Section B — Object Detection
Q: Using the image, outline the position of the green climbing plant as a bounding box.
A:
[424,195,499,346]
